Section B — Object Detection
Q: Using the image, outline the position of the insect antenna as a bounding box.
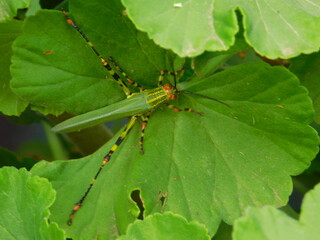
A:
[168,57,177,88]
[172,65,187,88]
[180,90,230,107]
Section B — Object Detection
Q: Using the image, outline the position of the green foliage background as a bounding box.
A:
[0,0,319,239]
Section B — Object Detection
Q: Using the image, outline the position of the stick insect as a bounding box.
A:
[53,10,229,225]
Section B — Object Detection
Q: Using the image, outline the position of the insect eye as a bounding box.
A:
[163,83,172,90]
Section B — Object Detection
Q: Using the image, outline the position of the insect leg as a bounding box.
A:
[165,103,203,116]
[108,56,145,92]
[62,10,131,96]
[139,112,152,154]
[158,67,185,87]
[67,116,138,225]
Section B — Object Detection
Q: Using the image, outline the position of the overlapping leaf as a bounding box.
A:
[32,63,318,240]
[122,0,320,58]
[233,183,320,240]
[0,167,65,239]
[0,20,26,115]
[118,213,210,240]
[290,52,320,124]
[0,0,30,22]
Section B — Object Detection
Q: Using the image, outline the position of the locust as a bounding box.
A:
[53,10,228,225]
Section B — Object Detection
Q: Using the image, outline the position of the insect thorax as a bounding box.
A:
[145,86,172,108]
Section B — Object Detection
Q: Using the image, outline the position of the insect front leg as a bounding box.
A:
[108,56,145,92]
[62,10,132,96]
[158,67,185,87]
[165,103,203,116]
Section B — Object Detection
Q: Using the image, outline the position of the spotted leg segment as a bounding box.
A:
[165,103,203,116]
[158,67,186,87]
[108,56,145,91]
[62,10,132,96]
[139,113,152,154]
[67,116,137,225]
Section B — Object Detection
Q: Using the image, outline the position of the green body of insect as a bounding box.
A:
[52,83,177,133]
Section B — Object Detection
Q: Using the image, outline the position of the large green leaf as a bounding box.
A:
[0,20,27,115]
[122,0,320,58]
[233,183,320,240]
[11,0,175,115]
[0,0,30,22]
[290,52,320,124]
[0,167,65,239]
[32,63,318,240]
[117,212,210,240]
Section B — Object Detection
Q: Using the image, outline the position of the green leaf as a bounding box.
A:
[31,62,318,240]
[0,167,65,240]
[233,206,305,240]
[26,0,41,16]
[290,52,320,124]
[11,0,176,115]
[0,145,38,170]
[5,107,42,124]
[192,35,249,78]
[0,146,22,168]
[233,183,320,240]
[0,0,30,22]
[300,183,320,239]
[117,212,210,240]
[0,20,27,115]
[122,0,320,58]
[212,222,233,240]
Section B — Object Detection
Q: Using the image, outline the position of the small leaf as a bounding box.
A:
[192,35,249,77]
[233,183,320,240]
[0,0,30,22]
[117,213,210,240]
[300,183,320,239]
[0,167,65,240]
[122,0,320,58]
[0,146,24,168]
[26,0,41,16]
[0,20,27,115]
[233,206,305,240]
[290,52,320,124]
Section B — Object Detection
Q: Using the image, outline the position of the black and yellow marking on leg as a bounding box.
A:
[139,113,151,154]
[158,70,166,87]
[62,10,132,96]
[67,116,138,225]
[108,56,145,91]
[158,68,185,87]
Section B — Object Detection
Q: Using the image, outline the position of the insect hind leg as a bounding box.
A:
[67,116,137,225]
[139,112,152,154]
